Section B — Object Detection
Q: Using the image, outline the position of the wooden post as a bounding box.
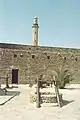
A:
[6,70,10,88]
[54,76,62,107]
[36,77,40,108]
[0,77,1,88]
[6,76,9,88]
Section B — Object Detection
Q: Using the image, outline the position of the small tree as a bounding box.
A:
[46,66,73,89]
[54,66,73,89]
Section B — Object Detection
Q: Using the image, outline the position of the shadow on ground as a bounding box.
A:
[6,90,20,96]
[0,89,20,105]
[6,86,18,89]
[65,88,80,90]
[42,100,75,108]
[62,99,74,107]
[0,89,20,96]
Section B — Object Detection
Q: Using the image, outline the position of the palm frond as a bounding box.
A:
[53,66,73,88]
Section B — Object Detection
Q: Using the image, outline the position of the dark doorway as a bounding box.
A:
[12,69,18,84]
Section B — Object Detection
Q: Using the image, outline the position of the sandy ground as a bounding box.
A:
[0,84,80,120]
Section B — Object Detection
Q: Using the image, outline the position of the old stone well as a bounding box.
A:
[30,85,63,104]
[30,73,63,105]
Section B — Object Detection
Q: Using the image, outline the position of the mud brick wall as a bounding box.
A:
[0,43,80,84]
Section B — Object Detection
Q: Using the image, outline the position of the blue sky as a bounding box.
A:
[0,0,80,48]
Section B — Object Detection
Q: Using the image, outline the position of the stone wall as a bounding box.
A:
[0,43,80,84]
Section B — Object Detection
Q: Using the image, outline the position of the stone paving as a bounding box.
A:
[0,84,80,120]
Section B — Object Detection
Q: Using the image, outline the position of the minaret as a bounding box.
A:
[32,16,39,47]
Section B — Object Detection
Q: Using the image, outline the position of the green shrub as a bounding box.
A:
[54,66,73,89]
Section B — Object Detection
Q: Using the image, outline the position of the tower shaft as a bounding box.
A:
[32,17,39,46]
